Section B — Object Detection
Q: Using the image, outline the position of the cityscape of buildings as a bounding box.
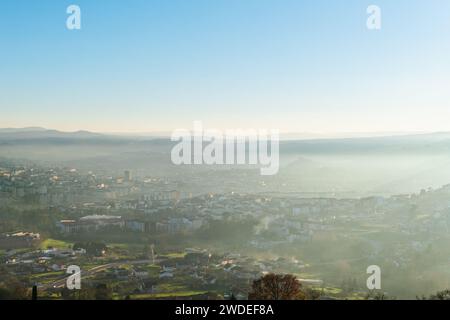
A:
[3,161,450,299]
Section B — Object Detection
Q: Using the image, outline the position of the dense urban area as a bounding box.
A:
[3,160,450,300]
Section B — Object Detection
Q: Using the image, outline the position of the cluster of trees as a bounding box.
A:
[366,289,450,300]
[0,279,30,300]
[0,207,64,234]
[418,290,450,300]
[249,274,450,301]
[195,219,257,244]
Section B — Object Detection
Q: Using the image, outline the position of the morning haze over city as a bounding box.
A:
[1,0,450,306]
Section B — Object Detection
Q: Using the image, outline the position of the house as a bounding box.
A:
[159,271,174,278]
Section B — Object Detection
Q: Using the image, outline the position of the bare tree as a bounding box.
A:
[248,273,305,300]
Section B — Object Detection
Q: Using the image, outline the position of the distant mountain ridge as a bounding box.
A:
[0,128,104,141]
[2,127,450,196]
[2,127,450,146]
[0,127,47,133]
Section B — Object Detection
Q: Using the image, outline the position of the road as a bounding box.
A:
[41,258,162,290]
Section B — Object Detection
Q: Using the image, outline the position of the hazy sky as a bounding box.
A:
[1,0,450,133]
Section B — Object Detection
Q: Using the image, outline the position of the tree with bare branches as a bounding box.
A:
[248,273,305,300]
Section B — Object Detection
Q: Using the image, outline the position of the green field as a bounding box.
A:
[164,252,186,259]
[39,238,73,250]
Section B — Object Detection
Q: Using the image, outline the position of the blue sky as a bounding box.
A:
[1,0,450,133]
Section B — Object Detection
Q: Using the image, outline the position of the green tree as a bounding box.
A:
[420,289,450,300]
[0,280,30,300]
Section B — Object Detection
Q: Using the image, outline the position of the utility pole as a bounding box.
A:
[151,244,155,265]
